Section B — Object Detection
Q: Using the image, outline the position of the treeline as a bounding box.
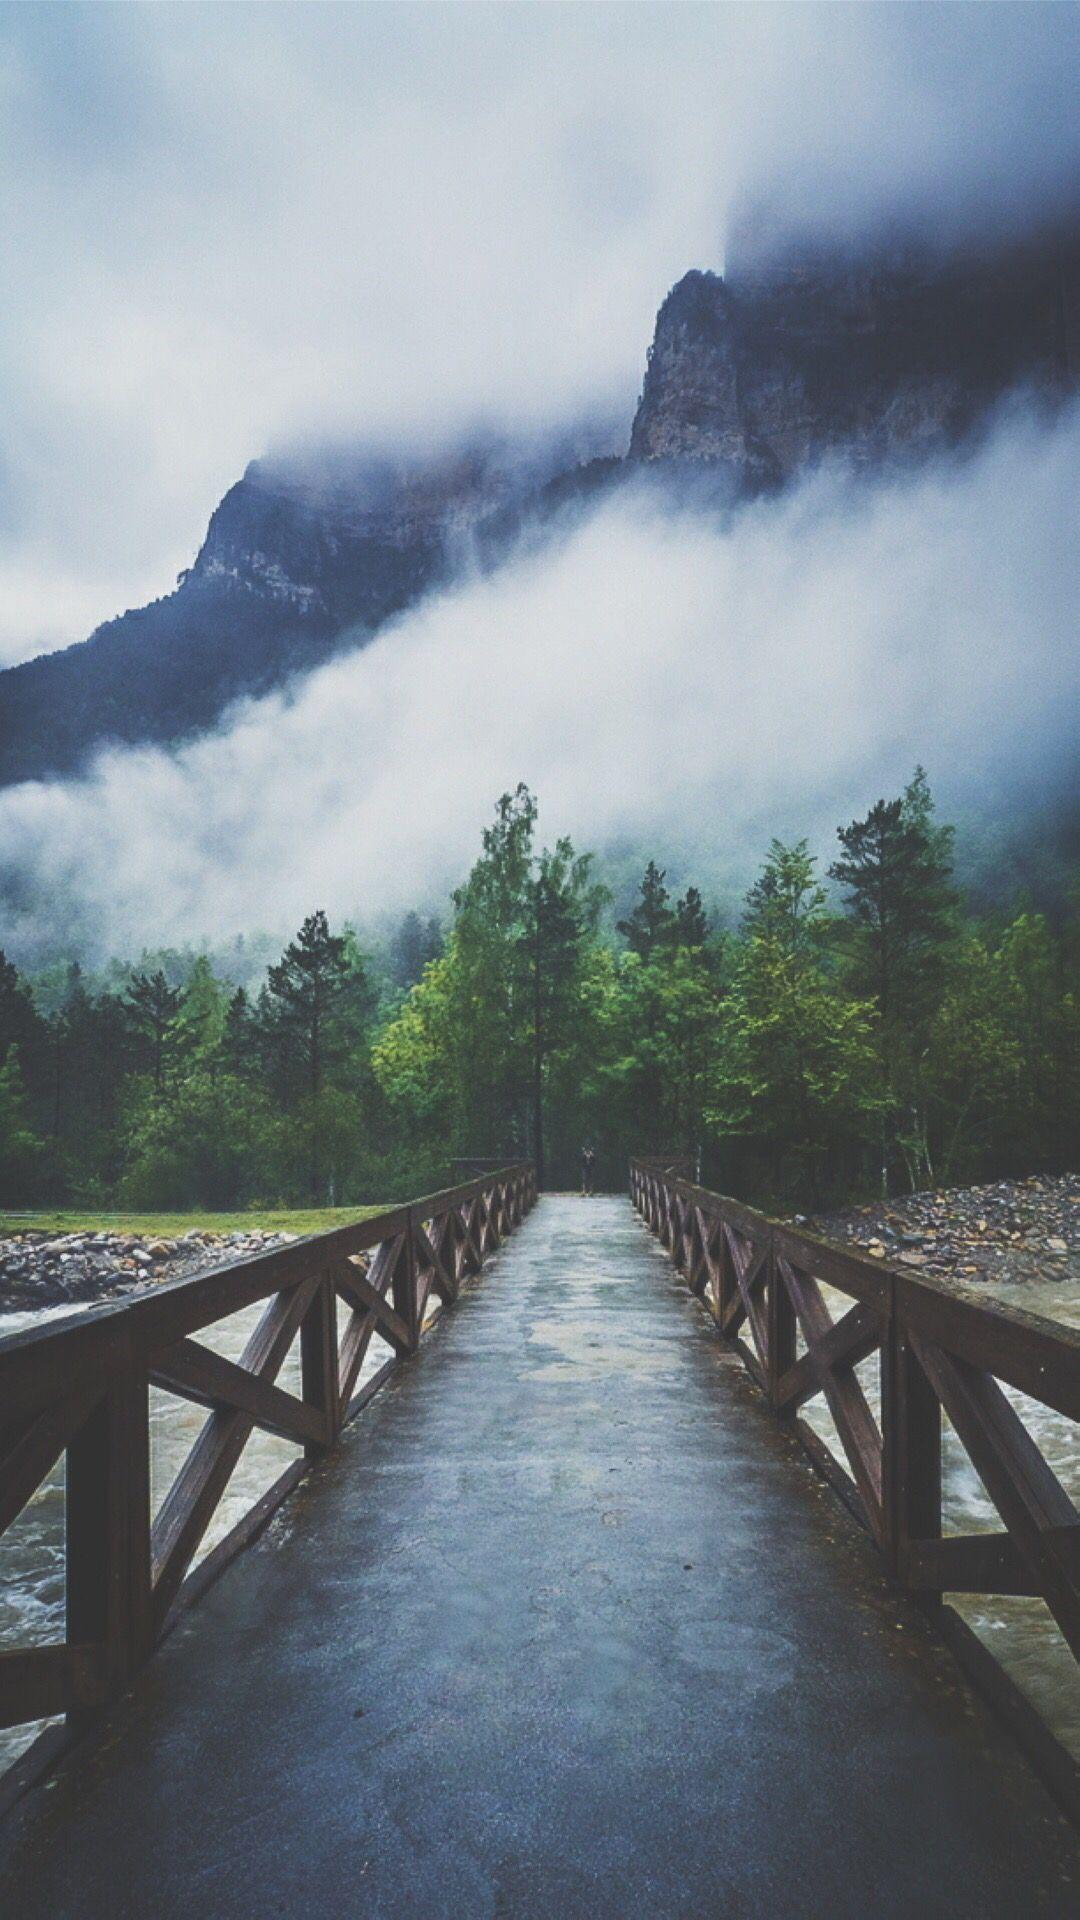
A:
[1,773,1076,1210]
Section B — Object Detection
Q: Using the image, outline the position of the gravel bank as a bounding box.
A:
[0,1228,300,1317]
[798,1173,1079,1289]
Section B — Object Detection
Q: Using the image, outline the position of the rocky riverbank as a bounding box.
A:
[0,1227,300,1316]
[797,1173,1079,1288]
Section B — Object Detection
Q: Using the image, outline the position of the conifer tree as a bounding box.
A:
[0,1047,43,1204]
[618,861,674,958]
[829,771,957,1191]
[126,969,183,1093]
[264,910,360,1201]
[673,885,709,949]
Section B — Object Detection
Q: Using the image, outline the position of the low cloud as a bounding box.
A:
[1,3,1077,662]
[2,402,1076,964]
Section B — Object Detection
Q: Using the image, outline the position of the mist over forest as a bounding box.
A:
[1,392,1077,970]
[1,3,1077,1203]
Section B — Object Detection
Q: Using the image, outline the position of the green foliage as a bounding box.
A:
[720,886,881,1203]
[924,910,1079,1185]
[3,772,1077,1213]
[119,1068,279,1210]
[126,968,183,1092]
[261,910,375,1201]
[0,1048,45,1205]
[617,860,674,958]
[0,1205,386,1236]
[673,885,709,949]
[390,911,442,990]
[375,787,607,1184]
[829,769,959,1191]
[372,954,456,1134]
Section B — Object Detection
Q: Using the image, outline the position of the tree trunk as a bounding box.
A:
[310,999,321,1204]
[532,923,545,1190]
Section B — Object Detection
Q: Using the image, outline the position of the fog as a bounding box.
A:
[1,3,1077,662]
[1,400,1076,964]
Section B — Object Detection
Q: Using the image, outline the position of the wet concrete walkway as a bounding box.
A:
[1,1197,1076,1916]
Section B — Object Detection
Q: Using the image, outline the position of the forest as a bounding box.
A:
[0,772,1076,1212]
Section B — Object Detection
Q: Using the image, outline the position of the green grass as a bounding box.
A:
[0,1206,387,1238]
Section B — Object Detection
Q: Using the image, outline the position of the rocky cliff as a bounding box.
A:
[0,439,608,786]
[2,221,1076,787]
[629,225,1078,485]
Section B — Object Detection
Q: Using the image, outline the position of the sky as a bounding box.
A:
[1,2,1078,667]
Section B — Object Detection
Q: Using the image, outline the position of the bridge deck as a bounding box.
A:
[1,1197,1075,1915]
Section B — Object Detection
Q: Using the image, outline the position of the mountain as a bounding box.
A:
[629,224,1078,485]
[2,221,1076,788]
[0,438,615,787]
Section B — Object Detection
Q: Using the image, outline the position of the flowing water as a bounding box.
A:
[0,1296,393,1774]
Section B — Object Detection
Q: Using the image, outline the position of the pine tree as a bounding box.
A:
[829,780,955,1029]
[222,986,255,1075]
[0,949,48,1125]
[673,885,709,949]
[176,955,226,1062]
[126,969,183,1093]
[0,1046,43,1204]
[450,785,539,1155]
[264,911,360,1201]
[522,840,605,1186]
[829,772,957,1192]
[391,912,428,989]
[715,842,879,1204]
[618,862,674,958]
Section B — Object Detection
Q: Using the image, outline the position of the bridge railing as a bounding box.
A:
[0,1164,535,1778]
[630,1158,1080,1812]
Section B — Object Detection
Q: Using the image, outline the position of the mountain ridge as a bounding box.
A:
[2,220,1076,788]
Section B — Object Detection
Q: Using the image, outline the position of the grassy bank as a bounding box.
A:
[0,1206,387,1238]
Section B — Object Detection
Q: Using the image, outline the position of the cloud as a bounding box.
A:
[1,400,1076,964]
[0,3,1077,664]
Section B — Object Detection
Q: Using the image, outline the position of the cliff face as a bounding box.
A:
[185,444,543,625]
[0,444,582,785]
[1,223,1076,787]
[629,229,1078,485]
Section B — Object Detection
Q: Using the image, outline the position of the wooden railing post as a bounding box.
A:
[396,1215,422,1352]
[766,1227,795,1414]
[457,1200,475,1278]
[300,1274,339,1453]
[716,1215,735,1324]
[883,1297,942,1602]
[66,1370,152,1707]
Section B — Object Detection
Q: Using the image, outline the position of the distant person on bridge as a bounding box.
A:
[581,1146,596,1196]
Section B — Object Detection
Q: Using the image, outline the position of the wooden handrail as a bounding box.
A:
[0,1164,536,1759]
[629,1157,1080,1817]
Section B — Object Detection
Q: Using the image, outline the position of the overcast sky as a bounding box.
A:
[1,3,1076,668]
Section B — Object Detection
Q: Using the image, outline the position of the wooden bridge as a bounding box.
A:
[0,1164,1077,1914]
